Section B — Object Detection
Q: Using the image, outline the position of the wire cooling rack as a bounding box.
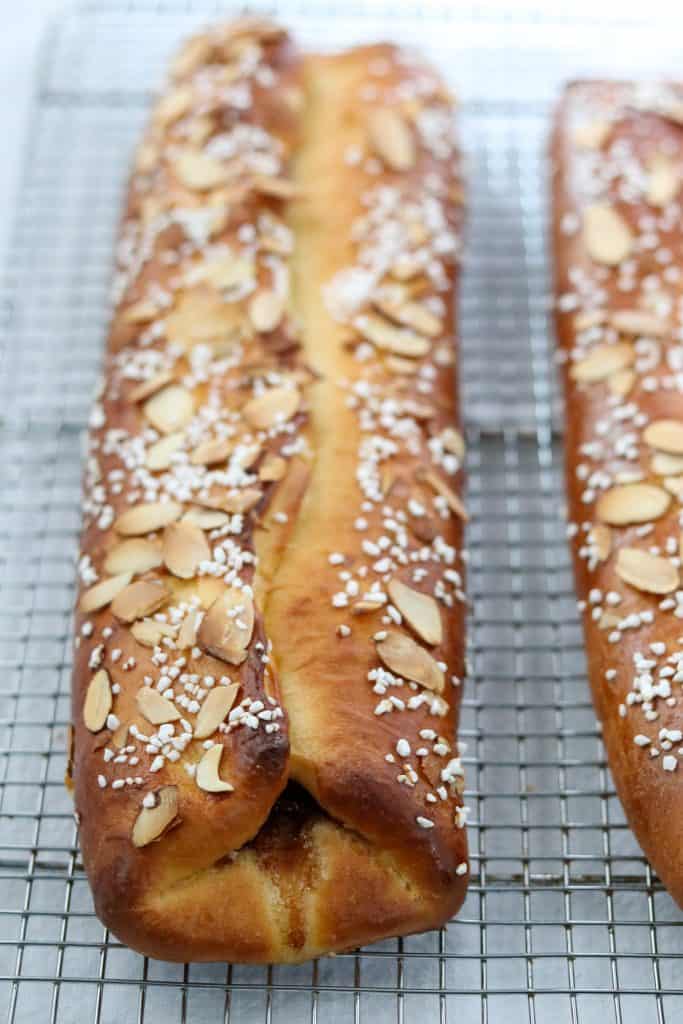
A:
[1,2,683,1022]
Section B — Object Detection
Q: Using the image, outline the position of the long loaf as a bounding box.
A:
[69,19,469,962]
[72,18,473,958]
[552,81,683,906]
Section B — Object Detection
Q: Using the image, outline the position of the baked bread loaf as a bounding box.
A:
[68,18,469,963]
[552,82,683,906]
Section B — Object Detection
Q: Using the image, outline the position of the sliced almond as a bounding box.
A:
[596,483,671,525]
[132,786,179,848]
[440,427,465,461]
[355,313,430,358]
[583,203,633,266]
[111,723,129,749]
[419,469,468,521]
[199,489,263,515]
[165,288,243,348]
[259,454,287,482]
[588,523,611,562]
[196,744,234,793]
[391,255,422,281]
[129,370,175,404]
[663,475,683,498]
[79,572,132,614]
[182,507,230,530]
[368,107,415,171]
[610,309,668,337]
[112,580,169,623]
[574,309,608,331]
[643,419,683,454]
[171,33,211,79]
[646,153,680,207]
[243,386,300,430]
[252,174,299,199]
[155,85,193,128]
[386,355,419,375]
[651,452,683,475]
[615,547,679,594]
[122,300,159,325]
[163,521,210,579]
[115,501,182,536]
[135,144,158,175]
[104,539,162,576]
[375,631,444,693]
[177,608,200,650]
[573,118,610,149]
[235,443,262,469]
[190,437,232,466]
[188,256,254,291]
[608,369,636,398]
[376,298,442,338]
[194,684,240,739]
[198,588,254,665]
[248,290,285,333]
[146,432,185,472]
[131,619,177,648]
[136,686,182,725]
[172,149,226,191]
[144,385,194,435]
[570,342,634,383]
[83,669,113,732]
[387,579,443,646]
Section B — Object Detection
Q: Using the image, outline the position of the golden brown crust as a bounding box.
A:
[552,81,683,907]
[71,19,468,963]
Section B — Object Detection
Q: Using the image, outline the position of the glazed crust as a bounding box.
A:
[70,19,469,963]
[552,82,683,907]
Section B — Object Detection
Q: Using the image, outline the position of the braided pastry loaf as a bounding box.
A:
[553,82,683,906]
[69,19,469,962]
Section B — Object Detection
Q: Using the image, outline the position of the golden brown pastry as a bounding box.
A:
[552,81,683,907]
[69,17,469,963]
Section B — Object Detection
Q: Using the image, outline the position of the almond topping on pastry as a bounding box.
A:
[595,483,671,525]
[615,547,679,595]
[243,386,300,429]
[111,580,170,623]
[387,579,443,646]
[368,107,415,171]
[196,744,234,793]
[114,501,183,536]
[83,670,113,732]
[162,520,211,579]
[198,588,255,665]
[136,687,182,726]
[104,539,163,576]
[583,202,633,265]
[375,631,445,693]
[194,684,240,739]
[132,786,179,848]
[80,572,133,614]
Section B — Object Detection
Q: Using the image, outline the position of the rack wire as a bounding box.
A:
[0,2,682,1022]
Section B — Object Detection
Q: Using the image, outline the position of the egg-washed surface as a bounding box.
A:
[69,18,469,962]
[553,81,683,907]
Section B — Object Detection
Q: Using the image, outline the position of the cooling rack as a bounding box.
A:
[1,2,682,1022]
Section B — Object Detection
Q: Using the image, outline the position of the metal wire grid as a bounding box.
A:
[0,2,682,1022]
